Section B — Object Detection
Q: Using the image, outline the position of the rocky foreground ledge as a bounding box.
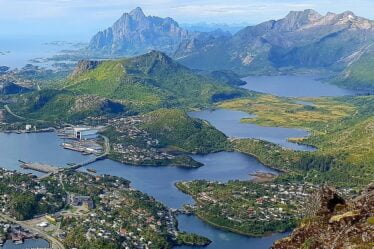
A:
[272,184,374,249]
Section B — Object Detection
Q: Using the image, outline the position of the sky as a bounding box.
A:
[1,0,374,40]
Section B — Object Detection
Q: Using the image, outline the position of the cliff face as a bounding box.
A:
[272,185,374,249]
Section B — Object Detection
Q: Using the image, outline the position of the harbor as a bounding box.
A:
[17,127,110,175]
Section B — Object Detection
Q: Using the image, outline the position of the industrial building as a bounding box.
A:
[73,127,98,140]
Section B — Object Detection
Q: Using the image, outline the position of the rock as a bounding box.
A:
[71,60,102,77]
[271,184,374,249]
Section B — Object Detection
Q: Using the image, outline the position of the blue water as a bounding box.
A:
[0,132,94,175]
[242,75,362,97]
[175,215,290,249]
[0,36,79,69]
[189,109,315,151]
[79,152,277,208]
[2,239,49,249]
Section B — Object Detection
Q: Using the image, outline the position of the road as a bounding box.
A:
[4,104,26,120]
[0,213,66,249]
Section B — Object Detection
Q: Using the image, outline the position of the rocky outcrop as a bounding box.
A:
[272,184,374,249]
[71,60,102,77]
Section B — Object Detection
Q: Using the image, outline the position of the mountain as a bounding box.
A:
[88,7,192,56]
[175,10,374,75]
[272,185,374,249]
[333,45,374,91]
[63,51,246,112]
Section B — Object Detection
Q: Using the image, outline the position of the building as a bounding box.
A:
[70,195,94,209]
[73,127,98,140]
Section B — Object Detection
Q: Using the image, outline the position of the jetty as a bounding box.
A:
[19,161,59,174]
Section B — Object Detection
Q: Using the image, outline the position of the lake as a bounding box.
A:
[189,109,315,151]
[242,75,362,97]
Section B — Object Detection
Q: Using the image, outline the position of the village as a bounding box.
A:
[103,116,177,165]
[176,180,356,236]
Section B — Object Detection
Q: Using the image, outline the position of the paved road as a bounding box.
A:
[0,213,66,249]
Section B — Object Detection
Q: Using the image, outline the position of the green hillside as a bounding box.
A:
[63,51,246,112]
[141,109,229,153]
[333,50,374,91]
[7,89,127,122]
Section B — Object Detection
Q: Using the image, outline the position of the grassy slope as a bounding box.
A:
[333,50,374,91]
[141,109,229,153]
[219,95,355,128]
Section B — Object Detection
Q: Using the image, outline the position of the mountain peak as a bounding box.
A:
[276,9,322,31]
[129,7,145,18]
[88,7,190,55]
[285,9,322,22]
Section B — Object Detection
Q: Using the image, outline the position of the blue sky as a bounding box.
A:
[1,0,374,40]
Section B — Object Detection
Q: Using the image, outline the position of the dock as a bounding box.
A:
[19,161,59,174]
[19,135,110,176]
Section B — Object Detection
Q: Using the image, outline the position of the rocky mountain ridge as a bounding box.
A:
[175,9,374,75]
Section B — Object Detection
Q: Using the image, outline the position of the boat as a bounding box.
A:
[87,168,97,173]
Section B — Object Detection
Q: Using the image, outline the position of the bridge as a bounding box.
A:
[20,135,110,176]
[65,135,110,170]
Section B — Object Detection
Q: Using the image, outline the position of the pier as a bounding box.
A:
[19,161,59,174]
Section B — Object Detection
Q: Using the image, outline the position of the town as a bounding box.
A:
[0,167,208,248]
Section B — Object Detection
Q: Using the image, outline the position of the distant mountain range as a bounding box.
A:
[175,10,374,74]
[87,8,374,90]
